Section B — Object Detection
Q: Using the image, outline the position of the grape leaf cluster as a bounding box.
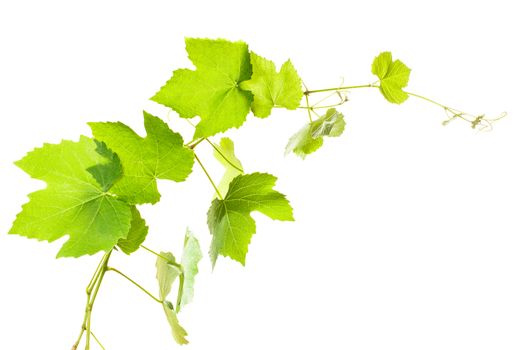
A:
[8,37,414,346]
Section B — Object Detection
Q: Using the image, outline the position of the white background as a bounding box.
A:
[0,1,521,349]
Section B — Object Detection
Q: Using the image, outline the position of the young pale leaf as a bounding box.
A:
[240,52,303,118]
[117,207,148,255]
[163,303,188,345]
[156,252,188,345]
[213,137,243,198]
[151,38,253,138]
[371,51,411,104]
[286,108,346,158]
[207,172,294,266]
[9,136,132,258]
[179,229,203,309]
[89,111,194,205]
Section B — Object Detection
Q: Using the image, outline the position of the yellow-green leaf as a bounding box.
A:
[9,136,132,258]
[240,52,303,117]
[372,51,411,104]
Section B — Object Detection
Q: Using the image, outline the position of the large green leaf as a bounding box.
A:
[9,136,132,258]
[371,51,411,104]
[156,252,188,345]
[207,173,294,266]
[89,111,194,205]
[286,108,346,158]
[240,52,303,117]
[151,38,253,138]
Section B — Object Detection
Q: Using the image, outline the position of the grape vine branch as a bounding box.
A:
[6,38,505,349]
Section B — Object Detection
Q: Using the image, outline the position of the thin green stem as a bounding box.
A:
[194,152,223,200]
[90,331,106,350]
[304,94,313,122]
[184,118,196,128]
[107,267,163,304]
[85,315,91,349]
[305,82,467,117]
[176,273,185,313]
[305,83,462,115]
[298,101,348,110]
[140,245,182,269]
[305,83,376,95]
[186,137,205,149]
[72,250,112,350]
[86,254,107,294]
[71,314,85,350]
[405,91,462,113]
[402,91,502,128]
[86,253,111,350]
[302,83,499,129]
[205,139,243,173]
[311,90,339,107]
[182,116,243,172]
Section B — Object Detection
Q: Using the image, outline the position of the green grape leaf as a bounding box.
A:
[9,136,132,258]
[286,108,346,158]
[179,229,203,309]
[89,111,194,205]
[156,252,182,297]
[371,51,411,104]
[207,172,294,266]
[163,303,188,345]
[239,52,303,118]
[213,137,243,198]
[151,38,253,138]
[117,207,148,255]
[156,252,188,345]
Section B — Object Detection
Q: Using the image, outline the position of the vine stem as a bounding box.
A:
[205,138,243,173]
[182,117,243,173]
[404,90,466,115]
[107,267,163,304]
[304,93,313,122]
[188,137,243,172]
[297,101,347,110]
[72,250,112,350]
[90,331,106,350]
[176,273,185,313]
[305,82,462,114]
[305,83,376,95]
[140,245,185,312]
[186,137,204,149]
[140,245,182,269]
[303,82,488,127]
[194,152,223,200]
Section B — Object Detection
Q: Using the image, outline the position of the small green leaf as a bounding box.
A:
[9,136,132,258]
[286,108,346,158]
[89,111,194,205]
[151,38,253,138]
[156,251,188,345]
[371,51,411,104]
[240,52,303,117]
[207,172,294,266]
[117,207,148,255]
[179,229,203,309]
[163,302,188,345]
[213,137,243,198]
[156,252,182,298]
